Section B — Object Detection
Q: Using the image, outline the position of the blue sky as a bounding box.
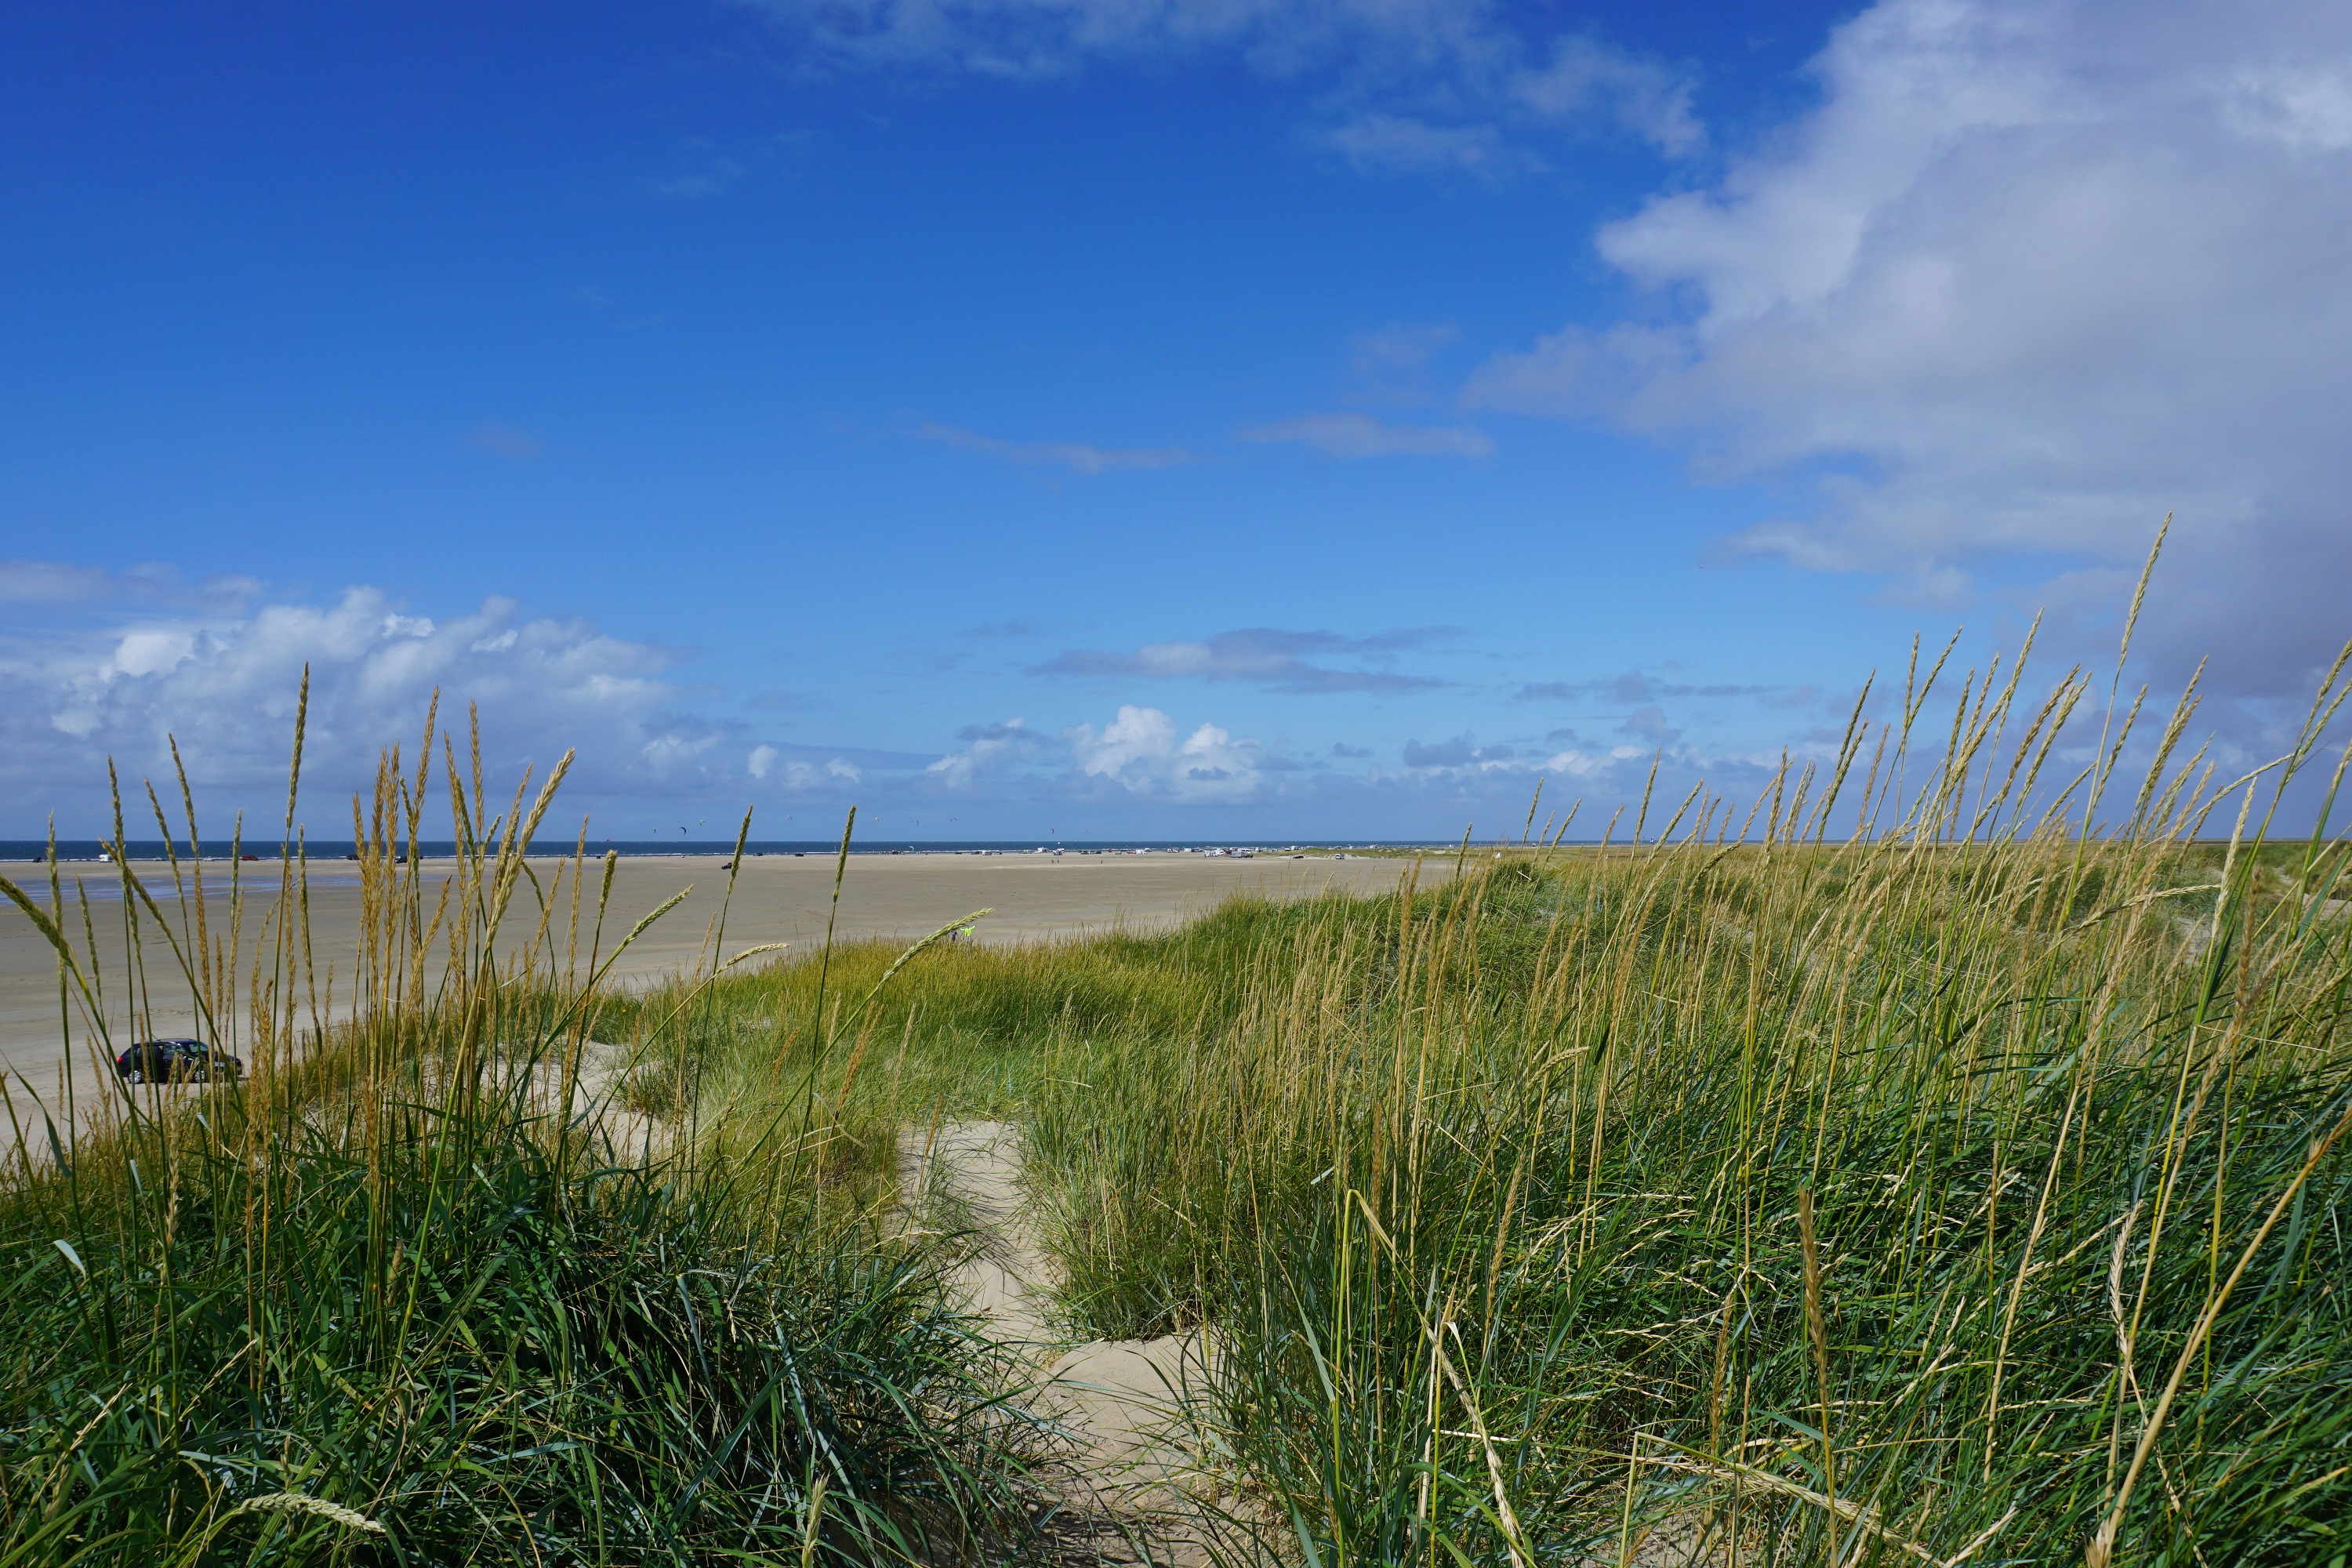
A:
[6,0,2350,840]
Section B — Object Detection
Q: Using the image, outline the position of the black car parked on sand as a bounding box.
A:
[114,1039,242,1085]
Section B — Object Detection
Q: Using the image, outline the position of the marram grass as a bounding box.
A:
[1000,621,2352,1568]
[9,597,2352,1567]
[656,608,2352,1566]
[0,698,1049,1566]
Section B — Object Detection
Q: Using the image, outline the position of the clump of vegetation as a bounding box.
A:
[1006,629,2352,1566]
[11,579,2352,1566]
[647,614,2352,1564]
[1,709,1047,1565]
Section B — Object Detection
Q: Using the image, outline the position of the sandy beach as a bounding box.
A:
[1,849,1438,1120]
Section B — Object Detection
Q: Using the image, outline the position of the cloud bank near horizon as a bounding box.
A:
[0,573,724,833]
[1,565,1913,840]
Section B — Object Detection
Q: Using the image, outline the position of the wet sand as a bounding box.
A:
[1,850,1436,1120]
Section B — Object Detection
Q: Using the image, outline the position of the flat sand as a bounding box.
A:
[1,850,1438,1122]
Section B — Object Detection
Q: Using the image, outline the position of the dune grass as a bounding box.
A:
[628,822,2352,1565]
[628,620,2352,1566]
[1012,831,2352,1566]
[9,595,2352,1566]
[0,711,1049,1566]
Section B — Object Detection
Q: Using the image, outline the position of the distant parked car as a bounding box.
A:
[114,1039,243,1085]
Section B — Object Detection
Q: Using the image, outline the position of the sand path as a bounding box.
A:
[906,1120,1215,1564]
[903,1123,1726,1566]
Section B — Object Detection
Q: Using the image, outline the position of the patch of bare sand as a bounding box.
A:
[503,1038,670,1158]
[905,1120,1220,1566]
[897,1123,1764,1568]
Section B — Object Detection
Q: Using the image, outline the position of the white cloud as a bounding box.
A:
[2224,61,2352,150]
[1538,745,1643,779]
[1243,410,1493,458]
[1468,0,2352,694]
[2,567,1893,839]
[926,706,1278,802]
[1069,704,1176,775]
[927,720,1036,788]
[1395,724,1733,795]
[748,753,869,790]
[1064,704,1266,800]
[641,732,720,772]
[0,574,702,832]
[108,630,196,680]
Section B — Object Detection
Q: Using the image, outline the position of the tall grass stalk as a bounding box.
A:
[993,631,2352,1566]
[1,708,1046,1565]
[14,608,2350,1566]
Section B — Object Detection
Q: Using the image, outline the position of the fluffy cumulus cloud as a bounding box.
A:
[1401,729,1650,782]
[926,719,1051,787]
[1064,705,1265,800]
[738,0,1695,173]
[0,572,719,833]
[737,746,884,792]
[1469,0,2352,695]
[919,705,1286,804]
